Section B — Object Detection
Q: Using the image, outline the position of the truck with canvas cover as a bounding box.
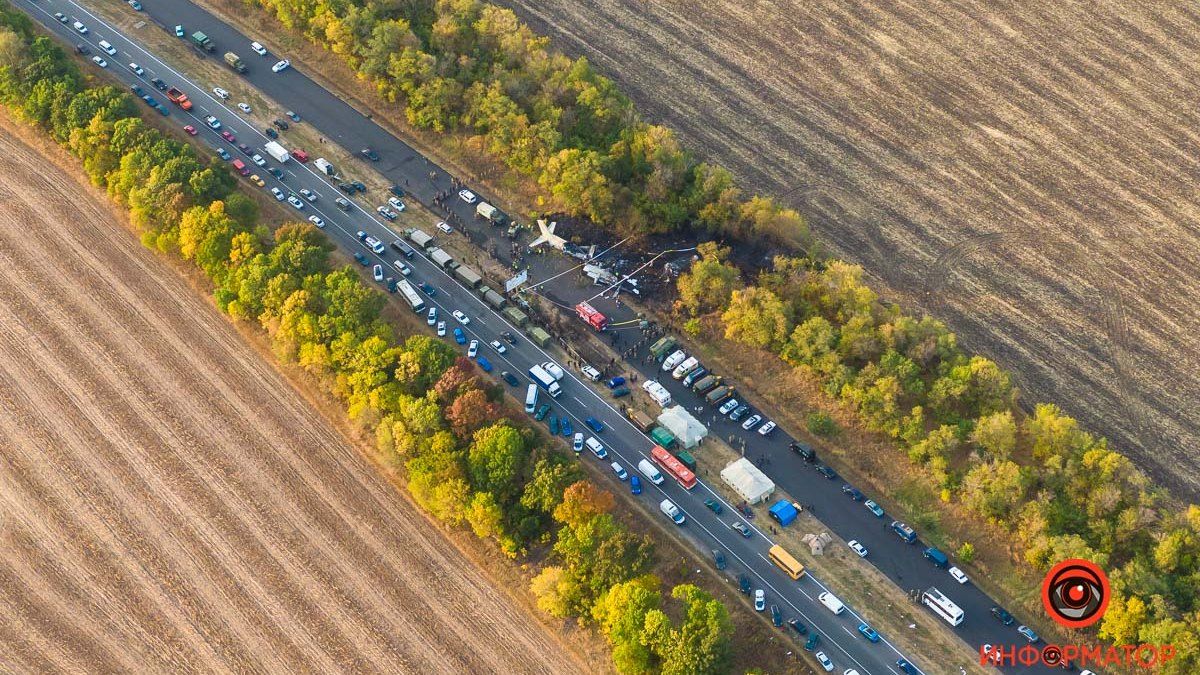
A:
[454,265,482,288]
[223,52,246,72]
[626,408,654,433]
[649,335,677,361]
[501,306,528,327]
[479,286,507,310]
[165,87,192,110]
[264,141,290,163]
[475,202,509,226]
[705,385,732,404]
[528,326,551,347]
[190,31,214,52]
[692,374,719,394]
[406,228,435,250]
[650,426,676,449]
[575,302,608,331]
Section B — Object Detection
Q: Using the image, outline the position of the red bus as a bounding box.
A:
[651,445,697,490]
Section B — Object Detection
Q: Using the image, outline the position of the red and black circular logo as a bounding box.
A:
[1042,559,1110,628]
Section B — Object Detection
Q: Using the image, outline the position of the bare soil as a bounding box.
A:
[0,120,581,674]
[495,0,1200,497]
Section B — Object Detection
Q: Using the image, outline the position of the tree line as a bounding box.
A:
[249,0,812,248]
[676,243,1200,670]
[0,8,733,672]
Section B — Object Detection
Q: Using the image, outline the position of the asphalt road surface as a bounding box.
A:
[18,1,1062,672]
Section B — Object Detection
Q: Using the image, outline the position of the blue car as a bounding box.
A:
[477,356,492,372]
[216,148,231,161]
[857,623,880,643]
[353,252,369,266]
[585,417,604,433]
[453,327,466,344]
[419,282,436,296]
[630,475,642,495]
[156,105,169,116]
[141,94,158,107]
[560,417,573,437]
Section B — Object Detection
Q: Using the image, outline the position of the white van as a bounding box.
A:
[638,459,664,485]
[818,591,845,615]
[661,349,686,372]
[580,364,601,381]
[659,499,685,525]
[672,356,699,380]
[586,437,608,459]
[98,40,117,55]
[524,384,538,414]
[541,361,565,381]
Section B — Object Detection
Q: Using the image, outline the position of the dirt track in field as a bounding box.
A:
[498,0,1200,496]
[0,127,579,673]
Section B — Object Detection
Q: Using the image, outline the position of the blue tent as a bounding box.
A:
[769,500,799,527]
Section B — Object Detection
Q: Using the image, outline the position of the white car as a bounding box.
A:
[611,462,628,481]
[365,237,385,254]
[91,56,108,68]
[848,540,868,558]
[757,420,777,436]
[586,437,607,459]
[741,414,762,430]
[237,102,252,113]
[128,63,144,75]
[299,188,317,202]
[54,13,68,24]
[307,215,325,228]
[814,651,834,672]
[581,364,601,381]
[269,187,285,201]
[73,21,88,34]
[457,189,477,203]
[212,87,230,99]
[754,589,765,611]
[376,206,398,221]
[392,260,411,276]
[436,321,446,337]
[98,40,117,55]
[251,154,266,167]
[205,115,222,130]
[659,499,684,525]
[387,196,406,211]
[949,566,969,584]
[718,398,739,415]
[250,41,268,56]
[427,308,437,325]
[372,264,383,282]
[436,221,453,234]
[843,671,859,675]
[490,340,506,354]
[286,195,305,210]
[467,340,479,358]
[573,433,584,453]
[451,310,470,325]
[272,59,291,73]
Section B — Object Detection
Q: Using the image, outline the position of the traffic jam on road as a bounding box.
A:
[22,1,1066,673]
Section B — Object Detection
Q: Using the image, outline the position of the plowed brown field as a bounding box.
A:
[0,126,579,673]
[498,0,1200,495]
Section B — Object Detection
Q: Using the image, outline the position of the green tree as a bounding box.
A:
[643,585,732,675]
[971,411,1017,458]
[467,423,526,497]
[675,242,741,315]
[591,577,662,674]
[521,457,584,515]
[720,286,791,351]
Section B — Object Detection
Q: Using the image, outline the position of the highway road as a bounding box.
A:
[16,1,1061,673]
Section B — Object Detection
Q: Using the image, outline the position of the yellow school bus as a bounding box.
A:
[768,544,806,580]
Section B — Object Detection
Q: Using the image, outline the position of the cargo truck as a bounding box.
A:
[626,408,655,433]
[501,306,528,327]
[528,364,562,398]
[575,301,608,331]
[475,202,509,226]
[223,52,246,72]
[264,141,290,163]
[649,335,677,361]
[190,31,214,52]
[692,374,720,394]
[314,157,336,176]
[650,426,676,449]
[705,385,732,404]
[165,86,192,110]
[528,326,551,348]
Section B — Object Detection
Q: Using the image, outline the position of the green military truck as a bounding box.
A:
[650,426,677,449]
[190,31,214,52]
[649,335,677,361]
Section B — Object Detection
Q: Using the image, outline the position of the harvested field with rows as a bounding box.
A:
[499,0,1200,496]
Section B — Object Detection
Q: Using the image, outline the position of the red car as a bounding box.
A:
[183,124,197,136]
[220,130,236,143]
[291,149,309,162]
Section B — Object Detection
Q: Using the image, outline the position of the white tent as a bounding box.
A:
[657,405,707,449]
[720,458,775,504]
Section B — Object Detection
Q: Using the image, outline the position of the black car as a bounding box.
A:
[787,618,808,636]
[360,147,380,161]
[991,606,1015,625]
[770,605,782,627]
[75,43,90,54]
[790,441,817,462]
[264,127,279,139]
[353,252,369,266]
[501,371,520,387]
[419,282,436,296]
[804,633,819,651]
[338,182,355,194]
[268,167,284,180]
[386,277,397,293]
[350,181,367,192]
[729,405,750,421]
[150,77,167,91]
[501,330,517,345]
[238,143,252,156]
[272,118,289,130]
[129,84,143,96]
[389,185,406,199]
[712,549,726,570]
[816,464,838,480]
[841,485,864,501]
[738,574,751,595]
